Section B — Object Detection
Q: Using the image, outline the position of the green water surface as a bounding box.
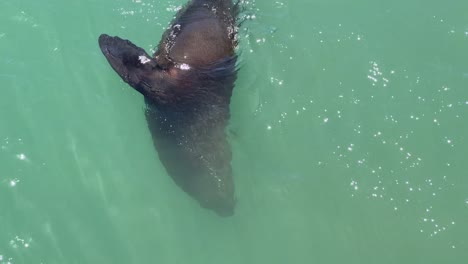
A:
[1,0,468,263]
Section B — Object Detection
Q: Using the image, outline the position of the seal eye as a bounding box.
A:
[154,63,166,71]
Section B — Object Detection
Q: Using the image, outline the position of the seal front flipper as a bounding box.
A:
[98,34,162,98]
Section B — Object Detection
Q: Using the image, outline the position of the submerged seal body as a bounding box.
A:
[98,0,239,216]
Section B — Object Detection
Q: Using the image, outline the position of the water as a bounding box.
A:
[1,0,467,263]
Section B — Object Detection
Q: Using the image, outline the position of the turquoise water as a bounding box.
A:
[1,0,468,263]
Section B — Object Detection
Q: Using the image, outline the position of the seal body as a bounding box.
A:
[98,0,238,216]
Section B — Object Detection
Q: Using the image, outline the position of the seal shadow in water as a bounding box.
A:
[98,0,240,216]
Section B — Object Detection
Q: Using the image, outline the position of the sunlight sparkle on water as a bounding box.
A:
[9,179,19,187]
[350,180,358,190]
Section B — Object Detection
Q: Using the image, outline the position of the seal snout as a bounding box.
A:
[98,34,114,55]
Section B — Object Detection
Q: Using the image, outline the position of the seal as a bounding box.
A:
[98,0,239,216]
